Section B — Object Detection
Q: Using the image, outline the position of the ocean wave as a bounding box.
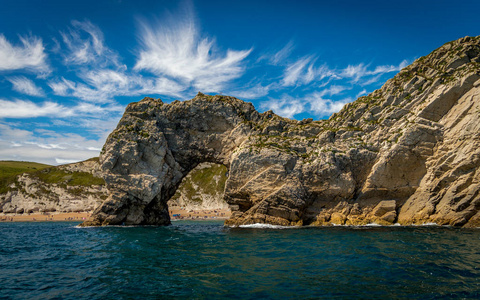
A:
[233,223,299,229]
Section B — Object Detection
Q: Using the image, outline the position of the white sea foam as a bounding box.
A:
[308,222,443,228]
[360,223,382,227]
[75,224,145,228]
[410,222,439,227]
[234,223,298,229]
[422,222,439,226]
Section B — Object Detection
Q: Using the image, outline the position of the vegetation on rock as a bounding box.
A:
[0,161,51,194]
[81,36,480,227]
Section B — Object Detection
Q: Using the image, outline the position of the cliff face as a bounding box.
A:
[0,159,228,215]
[82,36,480,227]
[0,159,107,214]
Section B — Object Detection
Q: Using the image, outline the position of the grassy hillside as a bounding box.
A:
[170,163,227,204]
[0,161,52,194]
[0,160,106,195]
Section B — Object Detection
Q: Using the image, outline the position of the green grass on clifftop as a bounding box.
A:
[0,160,106,195]
[33,168,105,187]
[0,161,52,194]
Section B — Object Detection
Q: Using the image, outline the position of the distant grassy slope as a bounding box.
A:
[0,161,52,194]
[0,160,106,195]
[170,163,227,204]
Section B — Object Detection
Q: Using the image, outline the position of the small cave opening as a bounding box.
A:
[166,162,231,221]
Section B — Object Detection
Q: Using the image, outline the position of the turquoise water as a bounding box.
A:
[0,221,479,299]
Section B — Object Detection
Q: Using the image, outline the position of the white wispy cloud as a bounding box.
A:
[361,74,382,86]
[47,78,71,96]
[83,69,185,97]
[260,91,351,119]
[341,63,368,82]
[48,69,185,101]
[307,92,351,116]
[282,56,314,86]
[260,96,306,118]
[7,76,45,97]
[356,89,367,98]
[258,40,295,65]
[282,56,335,87]
[134,9,251,92]
[60,20,119,66]
[316,85,349,97]
[0,123,106,165]
[0,99,68,118]
[48,78,106,102]
[0,98,123,119]
[0,34,49,73]
[229,82,276,99]
[340,59,409,84]
[279,55,409,90]
[371,59,409,74]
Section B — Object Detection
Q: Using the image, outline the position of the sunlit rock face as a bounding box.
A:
[82,36,480,227]
[0,159,107,215]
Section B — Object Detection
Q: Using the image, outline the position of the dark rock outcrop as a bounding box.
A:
[81,36,480,227]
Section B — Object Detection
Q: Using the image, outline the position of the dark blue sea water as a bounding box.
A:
[0,221,479,299]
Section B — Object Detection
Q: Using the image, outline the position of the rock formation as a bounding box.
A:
[0,159,229,216]
[82,36,480,227]
[0,159,107,214]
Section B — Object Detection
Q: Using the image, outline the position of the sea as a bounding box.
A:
[0,220,479,299]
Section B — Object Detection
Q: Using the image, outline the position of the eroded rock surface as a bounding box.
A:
[0,159,107,214]
[82,36,480,227]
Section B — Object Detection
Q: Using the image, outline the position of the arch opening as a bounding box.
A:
[81,94,255,226]
[167,162,231,221]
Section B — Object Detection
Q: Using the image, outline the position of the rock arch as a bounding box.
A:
[81,94,258,226]
[81,37,480,228]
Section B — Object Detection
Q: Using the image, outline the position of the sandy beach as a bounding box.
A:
[0,209,231,222]
[169,208,231,220]
[0,212,91,222]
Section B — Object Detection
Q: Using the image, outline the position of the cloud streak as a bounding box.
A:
[0,34,49,73]
[306,93,351,117]
[260,96,306,118]
[48,69,185,102]
[60,20,119,67]
[134,10,251,92]
[282,56,335,87]
[0,98,123,119]
[0,123,106,165]
[7,76,45,97]
[340,60,409,84]
[258,40,295,66]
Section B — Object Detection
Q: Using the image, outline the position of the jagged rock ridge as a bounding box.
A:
[82,36,480,227]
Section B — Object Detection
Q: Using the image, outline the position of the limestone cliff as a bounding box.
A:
[0,159,107,214]
[82,36,480,227]
[0,159,229,216]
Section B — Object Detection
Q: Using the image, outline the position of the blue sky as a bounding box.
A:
[0,0,479,165]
